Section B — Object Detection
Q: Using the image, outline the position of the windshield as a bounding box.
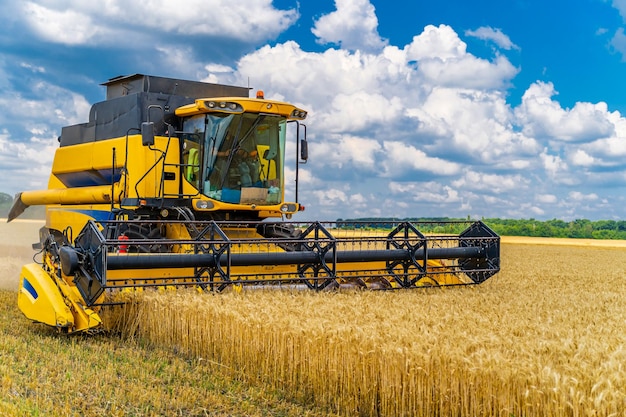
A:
[181,112,286,205]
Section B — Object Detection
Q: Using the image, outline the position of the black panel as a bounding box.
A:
[59,74,250,147]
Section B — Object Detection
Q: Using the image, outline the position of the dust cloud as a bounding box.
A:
[0,219,44,291]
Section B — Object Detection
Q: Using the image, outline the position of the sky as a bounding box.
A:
[2,0,626,221]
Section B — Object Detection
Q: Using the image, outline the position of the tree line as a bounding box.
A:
[336,217,626,240]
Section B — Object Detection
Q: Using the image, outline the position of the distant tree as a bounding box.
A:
[595,220,617,231]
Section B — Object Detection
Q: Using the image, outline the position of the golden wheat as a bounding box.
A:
[102,242,626,416]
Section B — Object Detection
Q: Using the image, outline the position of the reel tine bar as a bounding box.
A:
[63,219,499,304]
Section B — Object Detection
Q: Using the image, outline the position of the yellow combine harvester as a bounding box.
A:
[8,74,500,333]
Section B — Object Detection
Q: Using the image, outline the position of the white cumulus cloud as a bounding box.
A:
[516,81,615,142]
[465,26,520,50]
[312,0,387,52]
[19,0,299,45]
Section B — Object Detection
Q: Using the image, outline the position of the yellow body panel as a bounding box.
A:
[51,137,127,175]
[18,264,74,328]
[18,263,102,332]
[49,135,183,201]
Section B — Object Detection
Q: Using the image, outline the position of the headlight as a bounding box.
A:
[280,203,297,213]
[195,200,214,210]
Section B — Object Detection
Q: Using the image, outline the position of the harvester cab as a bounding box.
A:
[8,74,500,334]
[170,91,306,217]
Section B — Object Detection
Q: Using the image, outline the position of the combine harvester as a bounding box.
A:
[8,74,500,333]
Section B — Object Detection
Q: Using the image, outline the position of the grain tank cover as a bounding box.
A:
[102,74,249,100]
[59,74,250,147]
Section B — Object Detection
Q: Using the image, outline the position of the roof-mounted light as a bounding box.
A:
[290,109,307,120]
[203,100,243,113]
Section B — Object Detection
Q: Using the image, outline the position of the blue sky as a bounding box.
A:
[2,0,626,221]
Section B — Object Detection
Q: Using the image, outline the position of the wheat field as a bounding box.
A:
[3,220,626,416]
[105,241,626,416]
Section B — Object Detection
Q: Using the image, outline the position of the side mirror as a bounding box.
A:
[141,122,155,146]
[300,139,308,161]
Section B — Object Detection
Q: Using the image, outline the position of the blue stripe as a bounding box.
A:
[22,278,38,300]
[72,209,115,221]
[56,169,122,187]
[52,209,114,221]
